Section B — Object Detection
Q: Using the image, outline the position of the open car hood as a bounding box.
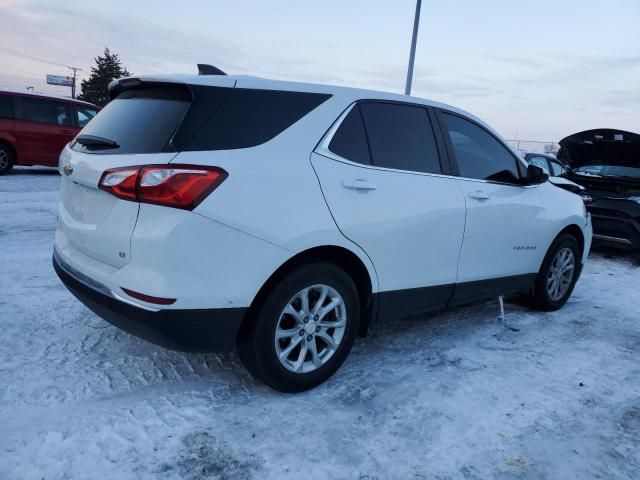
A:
[558,129,640,169]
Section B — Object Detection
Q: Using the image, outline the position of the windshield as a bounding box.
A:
[573,164,640,179]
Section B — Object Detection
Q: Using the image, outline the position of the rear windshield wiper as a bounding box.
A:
[75,134,120,149]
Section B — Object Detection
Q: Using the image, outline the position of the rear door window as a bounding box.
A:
[21,97,73,126]
[72,86,191,154]
[187,89,330,150]
[328,106,371,165]
[359,102,441,174]
[442,112,520,183]
[0,95,14,119]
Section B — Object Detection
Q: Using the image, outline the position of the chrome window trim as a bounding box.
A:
[453,175,542,189]
[315,102,458,181]
[315,102,538,188]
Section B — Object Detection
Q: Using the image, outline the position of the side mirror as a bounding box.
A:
[527,164,549,185]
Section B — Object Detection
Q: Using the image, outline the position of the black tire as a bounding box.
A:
[529,233,581,311]
[0,143,14,175]
[237,262,360,393]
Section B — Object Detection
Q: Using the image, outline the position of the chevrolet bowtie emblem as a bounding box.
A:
[63,164,74,176]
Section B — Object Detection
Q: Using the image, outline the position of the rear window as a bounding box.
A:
[73,86,330,154]
[72,86,191,155]
[186,89,331,151]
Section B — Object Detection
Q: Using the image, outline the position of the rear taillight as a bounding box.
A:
[98,165,227,210]
[99,168,138,201]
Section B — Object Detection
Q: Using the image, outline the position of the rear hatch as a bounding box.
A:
[58,77,235,268]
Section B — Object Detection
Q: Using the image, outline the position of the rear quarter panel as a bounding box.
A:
[171,92,379,293]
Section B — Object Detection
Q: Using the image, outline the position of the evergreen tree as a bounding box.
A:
[78,48,131,106]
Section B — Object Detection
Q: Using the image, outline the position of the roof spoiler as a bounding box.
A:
[197,64,226,76]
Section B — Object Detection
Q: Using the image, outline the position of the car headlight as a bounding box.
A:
[628,196,640,205]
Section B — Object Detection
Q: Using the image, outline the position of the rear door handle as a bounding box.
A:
[468,191,490,200]
[341,179,377,191]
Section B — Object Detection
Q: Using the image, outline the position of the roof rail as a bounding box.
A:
[197,64,226,76]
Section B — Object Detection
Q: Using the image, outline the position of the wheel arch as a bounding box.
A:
[539,223,585,273]
[242,245,377,339]
[0,138,17,162]
[558,224,585,259]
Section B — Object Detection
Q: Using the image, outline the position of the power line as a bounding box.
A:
[2,65,48,77]
[0,45,70,69]
[0,46,87,98]
[0,47,85,98]
[0,79,36,88]
[0,79,68,95]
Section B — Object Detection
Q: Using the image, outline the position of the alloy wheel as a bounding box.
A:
[274,284,347,373]
[0,150,8,170]
[546,247,575,301]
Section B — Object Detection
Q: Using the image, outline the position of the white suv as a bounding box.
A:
[53,71,592,392]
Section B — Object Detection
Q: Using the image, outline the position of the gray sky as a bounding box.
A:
[1,0,638,141]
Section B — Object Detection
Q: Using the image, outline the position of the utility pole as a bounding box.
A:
[67,66,82,99]
[404,0,422,96]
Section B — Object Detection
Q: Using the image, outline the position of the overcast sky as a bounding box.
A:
[1,0,638,141]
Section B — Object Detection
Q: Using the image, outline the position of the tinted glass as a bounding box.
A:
[76,106,97,128]
[328,106,370,165]
[443,113,519,183]
[549,160,566,176]
[0,95,14,119]
[188,89,331,150]
[72,86,190,154]
[359,102,441,173]
[574,164,640,180]
[528,156,550,174]
[169,86,231,149]
[21,98,72,126]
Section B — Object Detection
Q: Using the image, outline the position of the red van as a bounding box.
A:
[0,90,98,174]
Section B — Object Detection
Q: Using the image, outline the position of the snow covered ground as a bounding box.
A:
[1,167,639,479]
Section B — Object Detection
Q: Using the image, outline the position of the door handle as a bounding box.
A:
[341,179,377,191]
[62,130,75,135]
[468,191,490,200]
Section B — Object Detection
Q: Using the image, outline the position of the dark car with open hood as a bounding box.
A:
[558,128,640,249]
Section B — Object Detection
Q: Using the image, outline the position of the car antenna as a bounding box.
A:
[197,64,227,76]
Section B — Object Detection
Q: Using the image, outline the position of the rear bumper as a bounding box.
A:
[53,254,246,352]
